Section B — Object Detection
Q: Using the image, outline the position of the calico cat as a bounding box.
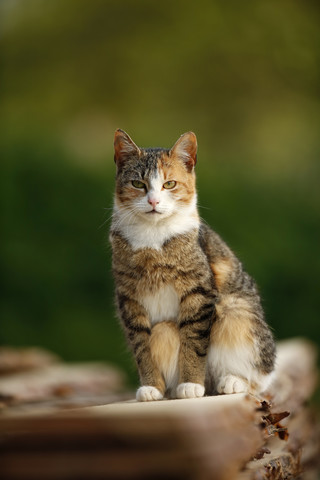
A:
[110,129,276,401]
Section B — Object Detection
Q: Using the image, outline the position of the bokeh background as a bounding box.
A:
[1,0,319,386]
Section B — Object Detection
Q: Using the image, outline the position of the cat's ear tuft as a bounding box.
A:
[114,129,140,167]
[170,132,197,171]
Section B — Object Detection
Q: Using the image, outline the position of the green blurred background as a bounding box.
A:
[1,0,319,386]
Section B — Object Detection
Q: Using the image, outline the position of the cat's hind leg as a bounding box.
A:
[207,294,275,396]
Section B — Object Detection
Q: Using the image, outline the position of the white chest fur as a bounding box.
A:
[141,285,180,325]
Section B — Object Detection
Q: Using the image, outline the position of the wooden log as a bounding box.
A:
[237,338,320,479]
[264,338,318,412]
[0,347,59,375]
[0,394,264,480]
[0,363,126,407]
[237,407,320,480]
[0,338,318,479]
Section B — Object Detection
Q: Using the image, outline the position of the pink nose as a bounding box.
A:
[148,196,159,208]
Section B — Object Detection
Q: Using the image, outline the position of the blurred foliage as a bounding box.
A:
[1,0,320,385]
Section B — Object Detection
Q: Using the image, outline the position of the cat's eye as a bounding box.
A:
[132,180,146,189]
[163,181,176,189]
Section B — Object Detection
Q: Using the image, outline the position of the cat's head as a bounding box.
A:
[113,129,198,223]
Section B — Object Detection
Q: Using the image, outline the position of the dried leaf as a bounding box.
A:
[252,446,271,460]
[267,411,290,425]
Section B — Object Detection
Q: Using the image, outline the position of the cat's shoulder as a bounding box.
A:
[109,229,132,252]
[198,221,233,259]
[198,220,222,246]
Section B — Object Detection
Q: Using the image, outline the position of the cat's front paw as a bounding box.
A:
[217,375,248,394]
[176,382,205,399]
[136,386,163,402]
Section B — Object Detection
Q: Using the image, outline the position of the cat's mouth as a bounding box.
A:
[147,209,162,215]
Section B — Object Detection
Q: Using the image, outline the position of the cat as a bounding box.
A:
[110,129,276,402]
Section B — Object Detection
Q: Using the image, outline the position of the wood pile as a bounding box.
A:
[0,347,127,411]
[0,338,318,480]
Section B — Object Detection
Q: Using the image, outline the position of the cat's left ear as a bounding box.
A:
[170,132,197,171]
[114,129,141,168]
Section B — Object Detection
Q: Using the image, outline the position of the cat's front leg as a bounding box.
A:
[117,293,165,401]
[176,299,215,399]
[134,335,165,402]
[133,339,165,402]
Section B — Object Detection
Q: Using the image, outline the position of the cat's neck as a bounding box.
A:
[112,197,200,251]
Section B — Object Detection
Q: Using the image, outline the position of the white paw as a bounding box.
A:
[176,382,205,399]
[217,375,248,394]
[136,386,163,402]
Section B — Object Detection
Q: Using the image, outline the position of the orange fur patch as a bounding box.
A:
[150,321,180,388]
[210,258,233,290]
[211,295,254,348]
[159,154,196,206]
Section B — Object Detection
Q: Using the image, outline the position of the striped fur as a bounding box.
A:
[110,130,276,401]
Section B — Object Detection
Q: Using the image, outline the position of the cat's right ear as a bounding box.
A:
[114,129,140,168]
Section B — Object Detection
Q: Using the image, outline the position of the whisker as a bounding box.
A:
[112,207,140,230]
[99,211,115,229]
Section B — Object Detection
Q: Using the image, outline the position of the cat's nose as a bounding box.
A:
[148,195,160,209]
